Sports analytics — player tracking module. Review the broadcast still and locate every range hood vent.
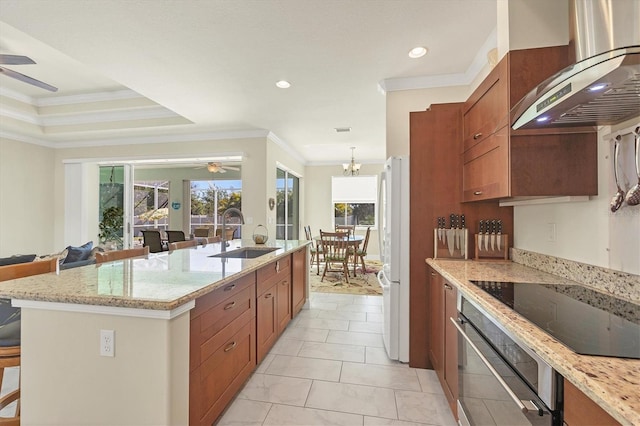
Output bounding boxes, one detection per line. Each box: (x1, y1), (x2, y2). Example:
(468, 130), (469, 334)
(512, 46), (640, 130)
(512, 0), (640, 130)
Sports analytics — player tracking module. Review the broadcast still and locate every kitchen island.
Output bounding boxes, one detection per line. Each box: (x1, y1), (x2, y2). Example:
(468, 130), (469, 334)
(0, 239), (310, 426)
(427, 258), (639, 426)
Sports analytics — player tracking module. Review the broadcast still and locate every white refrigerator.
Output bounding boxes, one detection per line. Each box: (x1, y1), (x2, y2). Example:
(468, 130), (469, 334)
(377, 156), (410, 362)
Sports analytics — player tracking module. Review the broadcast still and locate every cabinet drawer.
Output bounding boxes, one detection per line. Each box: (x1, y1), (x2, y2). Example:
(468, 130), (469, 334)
(463, 59), (508, 152)
(190, 318), (256, 426)
(462, 128), (510, 201)
(257, 256), (291, 296)
(191, 284), (256, 368)
(191, 272), (256, 319)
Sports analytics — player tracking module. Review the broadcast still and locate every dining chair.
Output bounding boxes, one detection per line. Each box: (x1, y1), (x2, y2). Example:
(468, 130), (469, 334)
(354, 226), (371, 275)
(193, 228), (211, 238)
(199, 236), (222, 246)
(168, 239), (198, 252)
(304, 225), (324, 275)
(319, 230), (350, 284)
(0, 257), (58, 426)
(166, 230), (186, 244)
(335, 225), (354, 239)
(141, 230), (165, 253)
(95, 246), (150, 264)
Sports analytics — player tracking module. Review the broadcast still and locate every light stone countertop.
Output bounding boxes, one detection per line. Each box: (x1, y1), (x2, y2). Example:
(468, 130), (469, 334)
(0, 240), (310, 311)
(426, 258), (639, 426)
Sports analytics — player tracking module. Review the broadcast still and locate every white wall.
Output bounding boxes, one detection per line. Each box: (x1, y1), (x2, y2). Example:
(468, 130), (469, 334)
(304, 163), (383, 257)
(0, 137), (56, 257)
(514, 118), (640, 275)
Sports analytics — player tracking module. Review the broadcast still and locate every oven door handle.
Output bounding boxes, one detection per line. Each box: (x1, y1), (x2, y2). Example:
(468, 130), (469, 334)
(451, 317), (539, 414)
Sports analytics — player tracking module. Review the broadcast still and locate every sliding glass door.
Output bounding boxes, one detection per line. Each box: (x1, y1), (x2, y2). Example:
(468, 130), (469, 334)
(276, 168), (299, 240)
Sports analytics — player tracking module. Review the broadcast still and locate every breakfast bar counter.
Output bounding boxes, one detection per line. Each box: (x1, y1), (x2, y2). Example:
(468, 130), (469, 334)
(0, 239), (310, 426)
(427, 258), (639, 426)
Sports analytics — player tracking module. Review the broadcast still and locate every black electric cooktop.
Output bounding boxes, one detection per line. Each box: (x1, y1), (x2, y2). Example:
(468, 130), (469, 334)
(470, 280), (640, 359)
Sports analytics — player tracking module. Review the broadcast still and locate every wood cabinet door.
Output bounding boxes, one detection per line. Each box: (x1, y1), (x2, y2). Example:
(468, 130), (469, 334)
(443, 281), (458, 417)
(277, 275), (292, 334)
(292, 247), (307, 315)
(257, 283), (278, 363)
(564, 379), (620, 426)
(428, 267), (444, 375)
(462, 126), (510, 201)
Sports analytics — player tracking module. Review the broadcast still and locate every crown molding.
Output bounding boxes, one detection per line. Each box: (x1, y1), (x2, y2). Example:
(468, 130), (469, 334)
(0, 87), (144, 107)
(40, 105), (184, 127)
(379, 27), (497, 93)
(0, 130), (55, 148)
(267, 131), (306, 165)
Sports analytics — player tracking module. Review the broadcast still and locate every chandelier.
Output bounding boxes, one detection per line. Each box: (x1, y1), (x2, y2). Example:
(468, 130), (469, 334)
(343, 147), (361, 176)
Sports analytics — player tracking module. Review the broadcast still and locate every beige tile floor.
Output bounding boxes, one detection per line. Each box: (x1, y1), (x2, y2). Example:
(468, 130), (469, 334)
(217, 292), (457, 426)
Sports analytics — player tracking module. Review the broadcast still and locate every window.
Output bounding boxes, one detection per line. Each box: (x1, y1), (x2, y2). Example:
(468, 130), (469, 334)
(331, 175), (377, 227)
(190, 179), (242, 237)
(133, 181), (169, 241)
(276, 168), (300, 240)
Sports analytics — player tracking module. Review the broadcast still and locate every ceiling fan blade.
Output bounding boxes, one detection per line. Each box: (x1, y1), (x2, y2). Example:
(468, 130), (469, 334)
(0, 54), (36, 65)
(0, 66), (58, 92)
(223, 166), (240, 171)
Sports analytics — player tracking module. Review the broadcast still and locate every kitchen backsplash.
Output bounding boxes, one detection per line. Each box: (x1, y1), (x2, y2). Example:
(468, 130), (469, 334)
(510, 248), (640, 303)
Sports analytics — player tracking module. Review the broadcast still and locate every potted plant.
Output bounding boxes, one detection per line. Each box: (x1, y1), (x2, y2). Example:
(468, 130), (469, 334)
(98, 206), (124, 249)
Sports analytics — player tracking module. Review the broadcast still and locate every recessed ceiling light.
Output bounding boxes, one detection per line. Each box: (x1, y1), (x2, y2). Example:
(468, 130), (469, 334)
(408, 46), (428, 59)
(276, 80), (291, 89)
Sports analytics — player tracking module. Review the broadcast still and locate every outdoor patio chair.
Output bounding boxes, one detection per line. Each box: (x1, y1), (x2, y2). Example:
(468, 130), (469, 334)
(141, 230), (166, 253)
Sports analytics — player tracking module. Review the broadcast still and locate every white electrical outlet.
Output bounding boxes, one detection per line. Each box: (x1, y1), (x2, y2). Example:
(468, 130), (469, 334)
(100, 329), (115, 357)
(546, 223), (557, 242)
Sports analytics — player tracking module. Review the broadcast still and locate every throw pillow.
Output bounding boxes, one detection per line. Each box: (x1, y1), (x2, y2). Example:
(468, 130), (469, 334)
(62, 241), (94, 264)
(0, 254), (37, 266)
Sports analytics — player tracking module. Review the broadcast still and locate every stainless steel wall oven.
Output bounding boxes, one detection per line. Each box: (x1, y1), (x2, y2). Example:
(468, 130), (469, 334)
(453, 294), (563, 426)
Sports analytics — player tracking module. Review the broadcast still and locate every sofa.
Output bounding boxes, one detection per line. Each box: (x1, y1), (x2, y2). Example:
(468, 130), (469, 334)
(0, 241), (103, 271)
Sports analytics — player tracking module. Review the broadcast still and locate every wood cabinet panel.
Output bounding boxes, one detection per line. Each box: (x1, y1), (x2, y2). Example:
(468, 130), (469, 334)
(191, 272), (255, 319)
(190, 318), (255, 426)
(462, 127), (510, 202)
(257, 283), (278, 362)
(292, 247), (307, 315)
(564, 379), (620, 426)
(257, 256), (291, 296)
(443, 281), (458, 416)
(462, 45), (596, 202)
(277, 275), (292, 333)
(409, 104), (513, 368)
(428, 266), (443, 374)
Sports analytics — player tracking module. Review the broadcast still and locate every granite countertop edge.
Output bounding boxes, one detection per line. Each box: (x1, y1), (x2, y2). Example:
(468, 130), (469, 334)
(426, 258), (639, 426)
(0, 240), (311, 312)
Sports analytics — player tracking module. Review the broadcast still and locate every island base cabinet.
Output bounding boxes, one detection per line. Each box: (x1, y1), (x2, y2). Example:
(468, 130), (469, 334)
(277, 277), (292, 334)
(292, 247), (307, 315)
(257, 283), (278, 362)
(190, 318), (256, 426)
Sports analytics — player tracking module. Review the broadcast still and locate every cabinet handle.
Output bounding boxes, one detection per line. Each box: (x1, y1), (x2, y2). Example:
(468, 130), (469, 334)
(473, 132), (482, 140)
(430, 272), (436, 276)
(444, 283), (453, 290)
(223, 341), (237, 352)
(265, 293), (273, 299)
(224, 284), (236, 292)
(281, 280), (288, 286)
(276, 261), (280, 273)
(474, 191), (483, 195)
(224, 301), (236, 310)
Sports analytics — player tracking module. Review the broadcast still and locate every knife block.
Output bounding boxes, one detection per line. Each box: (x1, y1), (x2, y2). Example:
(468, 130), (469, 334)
(474, 234), (509, 261)
(433, 228), (468, 259)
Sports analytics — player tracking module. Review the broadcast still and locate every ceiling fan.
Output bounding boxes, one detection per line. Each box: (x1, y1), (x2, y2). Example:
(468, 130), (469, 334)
(197, 162), (240, 174)
(0, 54), (58, 92)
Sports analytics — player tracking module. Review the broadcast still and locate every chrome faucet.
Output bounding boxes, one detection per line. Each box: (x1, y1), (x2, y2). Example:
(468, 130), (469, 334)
(220, 207), (245, 251)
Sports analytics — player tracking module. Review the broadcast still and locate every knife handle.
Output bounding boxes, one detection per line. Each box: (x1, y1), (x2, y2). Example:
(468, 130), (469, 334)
(460, 215), (466, 229)
(479, 220), (484, 234)
(497, 219), (502, 234)
(450, 214), (455, 229)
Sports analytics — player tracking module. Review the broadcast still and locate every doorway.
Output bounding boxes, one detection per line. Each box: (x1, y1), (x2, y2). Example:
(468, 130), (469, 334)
(276, 168), (299, 240)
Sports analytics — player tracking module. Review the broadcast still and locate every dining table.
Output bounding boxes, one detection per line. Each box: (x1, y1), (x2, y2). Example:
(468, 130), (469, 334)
(313, 234), (364, 277)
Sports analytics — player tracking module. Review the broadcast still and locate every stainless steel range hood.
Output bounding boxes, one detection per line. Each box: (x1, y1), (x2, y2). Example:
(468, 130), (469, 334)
(512, 0), (640, 130)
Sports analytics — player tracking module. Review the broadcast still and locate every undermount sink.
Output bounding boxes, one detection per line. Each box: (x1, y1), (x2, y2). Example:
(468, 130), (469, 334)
(210, 247), (279, 259)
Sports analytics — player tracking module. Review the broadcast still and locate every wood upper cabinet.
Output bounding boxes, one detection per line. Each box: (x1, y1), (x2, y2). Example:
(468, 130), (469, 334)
(564, 379), (620, 426)
(292, 247), (307, 316)
(462, 45), (598, 202)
